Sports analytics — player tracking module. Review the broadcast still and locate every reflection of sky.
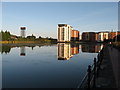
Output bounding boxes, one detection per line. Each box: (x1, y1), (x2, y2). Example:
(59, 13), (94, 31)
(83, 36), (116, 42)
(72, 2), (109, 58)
(2, 45), (97, 88)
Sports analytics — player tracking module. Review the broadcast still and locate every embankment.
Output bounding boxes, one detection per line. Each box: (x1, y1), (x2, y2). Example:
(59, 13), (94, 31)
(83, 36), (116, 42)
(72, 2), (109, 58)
(0, 40), (57, 44)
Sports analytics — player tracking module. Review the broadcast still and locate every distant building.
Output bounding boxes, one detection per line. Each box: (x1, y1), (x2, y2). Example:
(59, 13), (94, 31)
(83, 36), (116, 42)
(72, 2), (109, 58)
(58, 24), (73, 42)
(109, 31), (120, 40)
(20, 27), (26, 38)
(95, 33), (99, 41)
(10, 35), (18, 40)
(79, 34), (82, 41)
(82, 32), (96, 42)
(81, 31), (120, 42)
(98, 32), (109, 42)
(71, 30), (79, 41)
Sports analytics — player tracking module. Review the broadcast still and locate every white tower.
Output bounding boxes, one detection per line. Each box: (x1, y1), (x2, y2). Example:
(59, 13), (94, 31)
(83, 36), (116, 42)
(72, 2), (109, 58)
(20, 27), (26, 38)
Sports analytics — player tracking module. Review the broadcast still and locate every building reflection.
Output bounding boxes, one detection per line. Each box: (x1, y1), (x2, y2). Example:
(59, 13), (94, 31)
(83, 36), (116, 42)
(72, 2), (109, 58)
(81, 44), (103, 53)
(71, 44), (79, 55)
(57, 43), (79, 60)
(20, 46), (26, 56)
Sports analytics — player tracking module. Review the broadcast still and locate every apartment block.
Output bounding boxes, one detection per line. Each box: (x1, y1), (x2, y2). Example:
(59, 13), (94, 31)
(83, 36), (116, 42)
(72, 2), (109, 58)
(98, 32), (109, 42)
(58, 24), (73, 42)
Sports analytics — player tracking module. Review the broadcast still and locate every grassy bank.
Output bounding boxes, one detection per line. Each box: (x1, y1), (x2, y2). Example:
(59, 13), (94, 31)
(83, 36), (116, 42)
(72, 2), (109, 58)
(0, 40), (57, 44)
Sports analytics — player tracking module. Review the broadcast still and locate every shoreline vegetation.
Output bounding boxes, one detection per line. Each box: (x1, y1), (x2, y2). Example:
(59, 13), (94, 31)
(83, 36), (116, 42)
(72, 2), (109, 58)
(0, 30), (57, 44)
(0, 40), (57, 44)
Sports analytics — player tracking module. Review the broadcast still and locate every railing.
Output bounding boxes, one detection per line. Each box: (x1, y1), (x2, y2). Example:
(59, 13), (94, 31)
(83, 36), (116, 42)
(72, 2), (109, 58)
(77, 47), (104, 89)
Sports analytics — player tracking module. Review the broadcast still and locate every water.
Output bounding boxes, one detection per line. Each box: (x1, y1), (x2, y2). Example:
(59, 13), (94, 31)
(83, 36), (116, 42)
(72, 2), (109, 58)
(2, 43), (103, 88)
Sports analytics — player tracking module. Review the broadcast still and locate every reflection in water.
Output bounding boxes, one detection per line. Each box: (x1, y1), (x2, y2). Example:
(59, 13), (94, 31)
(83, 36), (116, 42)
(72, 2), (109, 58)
(57, 43), (79, 60)
(0, 46), (11, 54)
(81, 44), (104, 53)
(20, 47), (26, 56)
(71, 44), (79, 55)
(0, 45), (38, 55)
(1, 44), (103, 58)
(2, 43), (105, 88)
(57, 43), (104, 60)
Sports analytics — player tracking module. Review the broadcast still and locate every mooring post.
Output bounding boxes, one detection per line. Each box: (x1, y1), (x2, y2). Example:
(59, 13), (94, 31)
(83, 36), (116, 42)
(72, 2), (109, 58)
(98, 53), (100, 62)
(87, 65), (91, 89)
(94, 58), (97, 73)
(93, 58), (96, 88)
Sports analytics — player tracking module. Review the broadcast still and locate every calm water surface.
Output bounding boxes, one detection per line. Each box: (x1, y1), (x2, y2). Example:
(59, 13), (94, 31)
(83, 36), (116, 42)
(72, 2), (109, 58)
(2, 43), (103, 88)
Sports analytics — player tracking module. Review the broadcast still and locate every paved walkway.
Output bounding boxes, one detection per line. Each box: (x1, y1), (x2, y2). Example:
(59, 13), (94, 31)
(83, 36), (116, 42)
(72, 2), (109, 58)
(95, 45), (119, 88)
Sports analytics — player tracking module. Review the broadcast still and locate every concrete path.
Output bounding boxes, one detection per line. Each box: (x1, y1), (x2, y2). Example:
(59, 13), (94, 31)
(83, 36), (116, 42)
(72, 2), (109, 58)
(95, 45), (119, 88)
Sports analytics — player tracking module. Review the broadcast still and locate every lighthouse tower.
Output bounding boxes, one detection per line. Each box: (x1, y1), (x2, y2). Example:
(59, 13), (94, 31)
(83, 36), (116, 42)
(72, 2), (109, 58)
(20, 27), (26, 38)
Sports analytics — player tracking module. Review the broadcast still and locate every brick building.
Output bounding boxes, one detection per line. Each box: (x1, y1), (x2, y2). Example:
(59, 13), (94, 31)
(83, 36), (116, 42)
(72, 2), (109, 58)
(71, 30), (79, 41)
(82, 32), (96, 42)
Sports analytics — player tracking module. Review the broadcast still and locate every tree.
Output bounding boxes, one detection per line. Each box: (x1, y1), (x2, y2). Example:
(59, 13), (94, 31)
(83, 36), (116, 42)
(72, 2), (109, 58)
(39, 36), (42, 39)
(0, 30), (11, 41)
(27, 34), (36, 40)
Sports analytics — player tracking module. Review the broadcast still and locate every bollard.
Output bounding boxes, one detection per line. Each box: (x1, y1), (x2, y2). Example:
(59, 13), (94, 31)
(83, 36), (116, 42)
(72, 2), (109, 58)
(87, 65), (91, 89)
(97, 53), (100, 62)
(94, 58), (97, 73)
(97, 54), (100, 76)
(93, 58), (96, 88)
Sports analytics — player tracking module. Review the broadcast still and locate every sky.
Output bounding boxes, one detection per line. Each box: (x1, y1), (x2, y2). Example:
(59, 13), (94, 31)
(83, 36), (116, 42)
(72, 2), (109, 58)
(2, 2), (118, 38)
(1, 0), (120, 2)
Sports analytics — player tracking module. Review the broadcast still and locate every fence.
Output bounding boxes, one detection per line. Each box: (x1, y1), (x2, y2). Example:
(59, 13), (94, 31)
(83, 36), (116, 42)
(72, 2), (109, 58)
(77, 47), (104, 89)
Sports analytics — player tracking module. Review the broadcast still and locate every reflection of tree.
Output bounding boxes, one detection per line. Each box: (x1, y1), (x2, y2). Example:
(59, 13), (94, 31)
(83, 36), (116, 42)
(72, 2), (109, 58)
(0, 46), (11, 54)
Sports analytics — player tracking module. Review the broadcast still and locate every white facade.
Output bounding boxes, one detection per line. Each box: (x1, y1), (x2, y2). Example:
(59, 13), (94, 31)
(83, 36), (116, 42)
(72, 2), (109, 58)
(79, 35), (82, 40)
(58, 24), (73, 42)
(98, 32), (109, 42)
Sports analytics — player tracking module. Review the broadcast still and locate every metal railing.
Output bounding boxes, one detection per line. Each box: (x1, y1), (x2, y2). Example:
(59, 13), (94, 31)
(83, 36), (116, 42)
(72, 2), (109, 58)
(77, 48), (104, 89)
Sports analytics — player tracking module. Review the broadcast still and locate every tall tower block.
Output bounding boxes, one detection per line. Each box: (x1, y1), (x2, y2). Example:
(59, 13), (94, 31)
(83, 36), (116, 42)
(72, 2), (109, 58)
(20, 27), (26, 38)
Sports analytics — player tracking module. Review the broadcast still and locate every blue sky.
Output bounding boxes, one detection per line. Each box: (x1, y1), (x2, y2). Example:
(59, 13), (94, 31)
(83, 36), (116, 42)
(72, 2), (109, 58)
(2, 2), (118, 38)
